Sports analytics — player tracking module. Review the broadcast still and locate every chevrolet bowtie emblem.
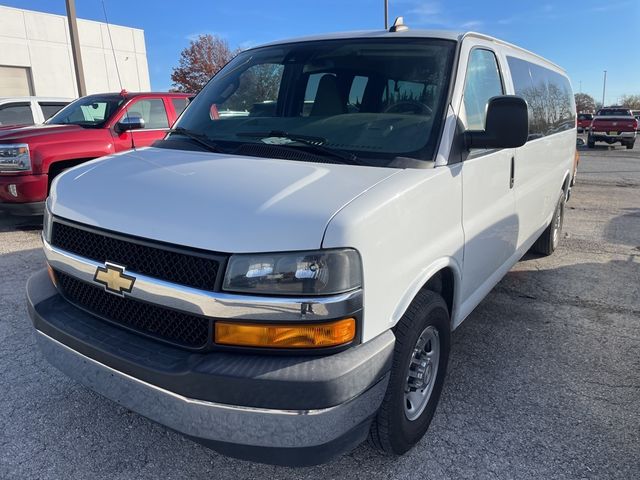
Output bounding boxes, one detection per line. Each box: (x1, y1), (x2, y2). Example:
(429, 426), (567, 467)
(94, 262), (136, 296)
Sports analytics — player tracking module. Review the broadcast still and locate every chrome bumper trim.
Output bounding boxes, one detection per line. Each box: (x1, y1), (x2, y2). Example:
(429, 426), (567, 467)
(35, 330), (387, 448)
(43, 239), (362, 321)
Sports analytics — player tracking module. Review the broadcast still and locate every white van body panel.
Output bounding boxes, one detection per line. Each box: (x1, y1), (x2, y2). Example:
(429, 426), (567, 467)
(50, 147), (399, 253)
(322, 165), (464, 341)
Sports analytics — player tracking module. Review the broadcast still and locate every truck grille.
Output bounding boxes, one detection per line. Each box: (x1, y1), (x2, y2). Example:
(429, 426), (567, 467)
(55, 270), (210, 348)
(50, 220), (224, 291)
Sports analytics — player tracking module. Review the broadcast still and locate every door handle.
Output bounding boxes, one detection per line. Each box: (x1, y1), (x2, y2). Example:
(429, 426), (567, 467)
(510, 156), (515, 189)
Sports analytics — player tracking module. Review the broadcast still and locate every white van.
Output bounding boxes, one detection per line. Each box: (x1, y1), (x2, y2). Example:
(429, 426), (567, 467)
(28, 21), (576, 466)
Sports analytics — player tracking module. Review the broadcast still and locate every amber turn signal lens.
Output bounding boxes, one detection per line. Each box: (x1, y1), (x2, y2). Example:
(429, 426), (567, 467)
(215, 318), (356, 348)
(47, 264), (57, 287)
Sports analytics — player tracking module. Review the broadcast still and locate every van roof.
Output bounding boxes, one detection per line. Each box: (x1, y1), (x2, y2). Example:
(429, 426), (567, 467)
(259, 29), (566, 74)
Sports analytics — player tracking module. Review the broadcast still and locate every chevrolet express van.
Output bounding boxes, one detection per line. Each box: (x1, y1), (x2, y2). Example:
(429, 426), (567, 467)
(27, 21), (576, 465)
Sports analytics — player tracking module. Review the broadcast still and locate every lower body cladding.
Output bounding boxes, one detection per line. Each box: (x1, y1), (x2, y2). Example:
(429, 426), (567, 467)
(26, 270), (394, 466)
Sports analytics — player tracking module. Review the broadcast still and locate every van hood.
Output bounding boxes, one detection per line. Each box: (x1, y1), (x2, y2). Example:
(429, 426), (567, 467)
(0, 123), (85, 141)
(50, 147), (399, 253)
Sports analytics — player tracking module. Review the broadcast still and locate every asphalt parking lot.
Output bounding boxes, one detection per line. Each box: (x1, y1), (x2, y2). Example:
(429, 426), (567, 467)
(1, 142), (639, 479)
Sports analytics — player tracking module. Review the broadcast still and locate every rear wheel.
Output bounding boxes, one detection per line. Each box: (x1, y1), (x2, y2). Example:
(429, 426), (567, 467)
(369, 290), (450, 455)
(532, 192), (565, 256)
(587, 136), (595, 148)
(626, 141), (635, 150)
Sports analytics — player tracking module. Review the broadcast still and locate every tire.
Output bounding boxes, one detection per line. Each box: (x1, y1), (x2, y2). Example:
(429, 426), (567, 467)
(626, 141), (634, 150)
(587, 136), (595, 148)
(368, 290), (450, 455)
(570, 168), (577, 187)
(532, 192), (565, 256)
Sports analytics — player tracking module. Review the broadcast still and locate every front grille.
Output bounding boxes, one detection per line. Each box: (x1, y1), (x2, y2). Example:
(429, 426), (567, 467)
(51, 220), (223, 291)
(55, 270), (210, 348)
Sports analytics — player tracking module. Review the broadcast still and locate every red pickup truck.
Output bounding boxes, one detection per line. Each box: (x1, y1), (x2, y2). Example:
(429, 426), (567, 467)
(577, 113), (593, 132)
(0, 91), (190, 215)
(587, 107), (637, 149)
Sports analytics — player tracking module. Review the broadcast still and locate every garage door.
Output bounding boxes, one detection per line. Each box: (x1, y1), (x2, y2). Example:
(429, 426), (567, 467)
(0, 66), (34, 96)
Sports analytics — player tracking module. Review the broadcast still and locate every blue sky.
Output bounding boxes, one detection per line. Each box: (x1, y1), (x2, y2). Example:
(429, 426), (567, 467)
(3, 0), (639, 103)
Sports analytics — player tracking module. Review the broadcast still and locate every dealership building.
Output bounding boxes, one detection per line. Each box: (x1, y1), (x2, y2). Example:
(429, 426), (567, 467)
(0, 5), (151, 98)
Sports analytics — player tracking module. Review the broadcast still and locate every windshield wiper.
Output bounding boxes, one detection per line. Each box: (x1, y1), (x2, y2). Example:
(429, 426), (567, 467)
(236, 130), (361, 165)
(168, 127), (225, 153)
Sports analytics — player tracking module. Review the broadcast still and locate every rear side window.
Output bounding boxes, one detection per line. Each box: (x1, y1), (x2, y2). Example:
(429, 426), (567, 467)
(171, 98), (188, 118)
(0, 103), (34, 126)
(124, 99), (169, 129)
(463, 49), (504, 130)
(39, 102), (68, 120)
(507, 56), (576, 139)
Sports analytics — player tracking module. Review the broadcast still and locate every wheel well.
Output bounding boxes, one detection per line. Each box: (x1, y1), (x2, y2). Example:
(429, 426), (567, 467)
(422, 267), (455, 316)
(562, 173), (571, 196)
(47, 158), (92, 191)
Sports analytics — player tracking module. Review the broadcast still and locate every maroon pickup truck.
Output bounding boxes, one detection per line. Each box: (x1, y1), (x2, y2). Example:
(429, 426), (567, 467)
(0, 91), (190, 215)
(577, 113), (593, 132)
(587, 107), (637, 149)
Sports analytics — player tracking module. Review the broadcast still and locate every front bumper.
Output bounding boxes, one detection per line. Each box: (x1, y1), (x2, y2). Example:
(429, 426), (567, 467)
(0, 174), (48, 213)
(27, 269), (394, 465)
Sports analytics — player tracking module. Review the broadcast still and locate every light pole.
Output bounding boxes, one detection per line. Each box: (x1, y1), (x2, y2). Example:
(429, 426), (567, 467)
(65, 0), (86, 97)
(601, 70), (607, 107)
(384, 0), (389, 29)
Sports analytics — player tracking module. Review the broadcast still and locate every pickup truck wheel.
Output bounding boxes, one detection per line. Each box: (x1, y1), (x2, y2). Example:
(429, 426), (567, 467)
(626, 141), (635, 150)
(532, 192), (565, 256)
(587, 136), (595, 148)
(368, 290), (450, 455)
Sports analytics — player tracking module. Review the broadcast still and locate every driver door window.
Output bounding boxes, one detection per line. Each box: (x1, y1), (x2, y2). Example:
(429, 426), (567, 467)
(123, 99), (169, 129)
(463, 49), (504, 130)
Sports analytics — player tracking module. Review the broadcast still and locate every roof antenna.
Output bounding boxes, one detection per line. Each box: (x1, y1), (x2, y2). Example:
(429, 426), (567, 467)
(389, 16), (409, 32)
(101, 0), (135, 150)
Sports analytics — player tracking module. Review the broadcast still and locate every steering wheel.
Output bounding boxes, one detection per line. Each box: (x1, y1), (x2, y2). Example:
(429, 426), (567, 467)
(383, 101), (432, 115)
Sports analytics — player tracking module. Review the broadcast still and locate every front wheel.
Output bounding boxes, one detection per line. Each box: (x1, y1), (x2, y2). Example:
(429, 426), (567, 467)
(368, 290), (450, 454)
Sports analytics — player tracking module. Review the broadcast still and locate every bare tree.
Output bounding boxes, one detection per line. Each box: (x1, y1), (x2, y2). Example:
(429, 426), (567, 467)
(574, 93), (596, 113)
(171, 34), (239, 93)
(619, 94), (640, 110)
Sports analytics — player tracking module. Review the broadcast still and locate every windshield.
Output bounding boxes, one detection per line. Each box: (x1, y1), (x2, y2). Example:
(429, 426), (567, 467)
(48, 95), (125, 127)
(171, 38), (456, 167)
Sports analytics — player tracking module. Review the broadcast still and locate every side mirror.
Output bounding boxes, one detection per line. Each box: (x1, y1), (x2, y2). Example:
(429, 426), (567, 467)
(116, 115), (145, 133)
(465, 95), (529, 149)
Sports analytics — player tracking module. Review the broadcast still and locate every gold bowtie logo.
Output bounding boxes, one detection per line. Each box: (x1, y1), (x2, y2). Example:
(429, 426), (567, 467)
(94, 263), (136, 296)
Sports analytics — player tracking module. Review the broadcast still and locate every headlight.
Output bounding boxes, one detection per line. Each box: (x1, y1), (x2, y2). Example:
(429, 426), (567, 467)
(0, 144), (31, 172)
(223, 249), (362, 296)
(42, 200), (53, 243)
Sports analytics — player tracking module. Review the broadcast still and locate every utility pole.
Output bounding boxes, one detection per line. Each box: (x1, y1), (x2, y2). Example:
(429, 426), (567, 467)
(384, 0), (389, 29)
(601, 70), (607, 108)
(65, 0), (86, 97)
